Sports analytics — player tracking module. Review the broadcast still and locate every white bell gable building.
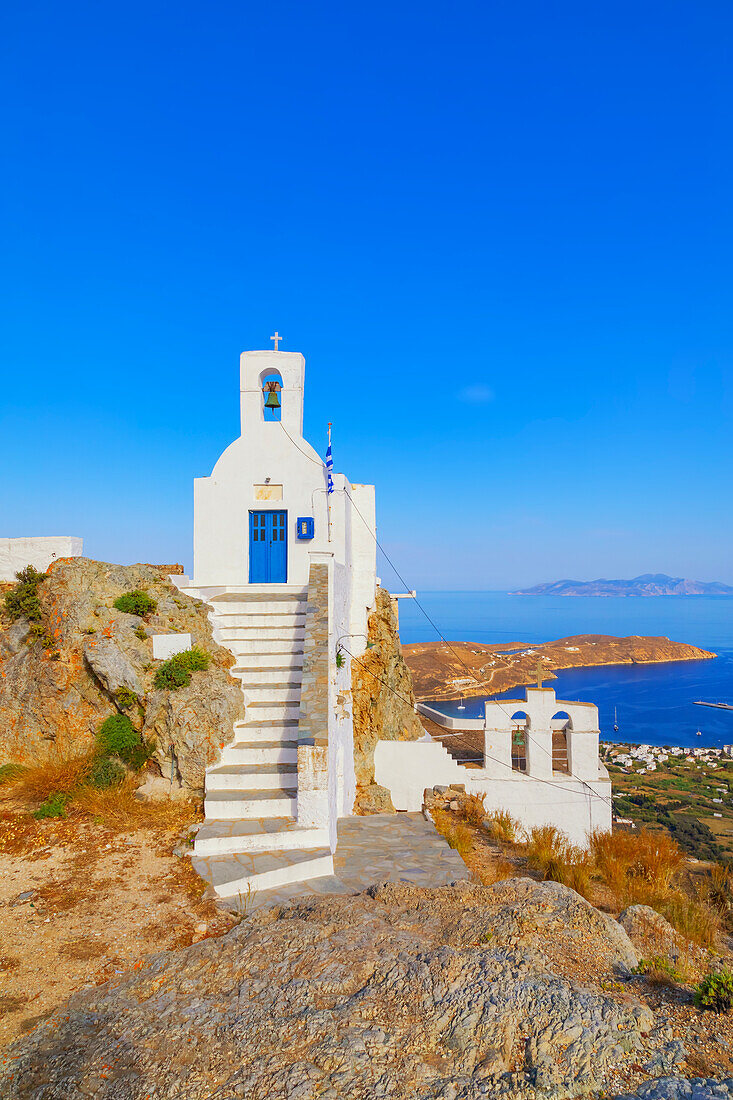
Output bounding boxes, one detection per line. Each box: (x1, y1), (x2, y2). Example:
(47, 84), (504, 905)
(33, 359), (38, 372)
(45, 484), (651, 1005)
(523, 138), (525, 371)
(177, 343), (377, 900)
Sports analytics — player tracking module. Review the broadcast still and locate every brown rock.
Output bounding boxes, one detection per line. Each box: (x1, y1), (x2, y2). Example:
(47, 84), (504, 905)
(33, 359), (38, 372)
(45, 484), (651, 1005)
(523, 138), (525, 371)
(0, 558), (243, 793)
(351, 587), (424, 814)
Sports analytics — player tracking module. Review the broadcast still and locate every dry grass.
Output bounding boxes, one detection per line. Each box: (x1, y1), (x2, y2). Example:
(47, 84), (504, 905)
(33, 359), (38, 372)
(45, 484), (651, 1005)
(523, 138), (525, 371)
(590, 827), (683, 904)
(72, 779), (196, 831)
(7, 753), (95, 804)
(657, 889), (721, 950)
(459, 793), (487, 828)
(482, 809), (520, 844)
(523, 825), (593, 899)
(432, 809), (516, 886)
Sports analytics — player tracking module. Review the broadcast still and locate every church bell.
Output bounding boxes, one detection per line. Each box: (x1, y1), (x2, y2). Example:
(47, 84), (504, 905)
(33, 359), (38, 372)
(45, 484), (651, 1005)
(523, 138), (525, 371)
(264, 380), (281, 410)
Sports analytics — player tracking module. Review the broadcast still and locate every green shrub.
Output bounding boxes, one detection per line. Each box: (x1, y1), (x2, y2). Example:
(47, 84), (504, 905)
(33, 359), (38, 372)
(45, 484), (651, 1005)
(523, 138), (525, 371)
(89, 756), (126, 790)
(113, 590), (157, 617)
(153, 646), (210, 691)
(694, 967), (733, 1012)
(97, 713), (139, 758)
(96, 714), (154, 770)
(134, 624), (148, 641)
(4, 565), (47, 623)
(33, 792), (71, 819)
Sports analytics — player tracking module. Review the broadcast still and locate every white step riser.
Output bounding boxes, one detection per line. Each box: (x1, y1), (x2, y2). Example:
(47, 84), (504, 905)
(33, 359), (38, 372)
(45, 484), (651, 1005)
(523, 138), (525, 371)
(243, 688), (300, 705)
(223, 742), (297, 763)
(227, 641), (305, 656)
(204, 795), (296, 820)
(220, 629), (306, 644)
(235, 671), (303, 687)
(205, 770), (296, 791)
(194, 827), (328, 857)
(209, 746), (297, 768)
(233, 654), (304, 670)
(232, 723), (297, 739)
(247, 705), (300, 722)
(214, 614), (306, 629)
(212, 854), (334, 899)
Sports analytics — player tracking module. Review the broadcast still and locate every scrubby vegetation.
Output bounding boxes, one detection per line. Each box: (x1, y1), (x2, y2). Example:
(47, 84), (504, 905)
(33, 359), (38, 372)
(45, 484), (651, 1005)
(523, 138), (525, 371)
(34, 792), (72, 819)
(153, 646), (210, 690)
(97, 713), (154, 770)
(695, 966), (733, 1012)
(4, 565), (47, 623)
(113, 590), (157, 617)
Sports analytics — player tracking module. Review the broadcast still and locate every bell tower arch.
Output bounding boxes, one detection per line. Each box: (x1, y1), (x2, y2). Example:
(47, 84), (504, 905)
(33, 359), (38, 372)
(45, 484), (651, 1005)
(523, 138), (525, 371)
(240, 349), (305, 437)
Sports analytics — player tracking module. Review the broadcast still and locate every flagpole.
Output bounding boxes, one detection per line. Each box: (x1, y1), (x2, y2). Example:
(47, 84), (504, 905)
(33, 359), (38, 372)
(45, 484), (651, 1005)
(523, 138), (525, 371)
(327, 422), (332, 543)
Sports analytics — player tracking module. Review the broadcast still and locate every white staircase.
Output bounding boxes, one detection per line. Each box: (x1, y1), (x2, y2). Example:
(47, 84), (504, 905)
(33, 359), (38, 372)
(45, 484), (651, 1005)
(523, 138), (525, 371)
(190, 586), (333, 901)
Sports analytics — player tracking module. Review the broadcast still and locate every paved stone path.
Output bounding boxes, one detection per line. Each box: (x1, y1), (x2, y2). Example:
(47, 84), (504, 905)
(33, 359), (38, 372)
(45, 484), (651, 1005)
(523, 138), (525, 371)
(226, 812), (470, 912)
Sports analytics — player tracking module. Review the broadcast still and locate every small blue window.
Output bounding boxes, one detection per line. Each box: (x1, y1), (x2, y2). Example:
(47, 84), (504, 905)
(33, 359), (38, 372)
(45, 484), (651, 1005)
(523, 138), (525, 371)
(296, 517), (314, 540)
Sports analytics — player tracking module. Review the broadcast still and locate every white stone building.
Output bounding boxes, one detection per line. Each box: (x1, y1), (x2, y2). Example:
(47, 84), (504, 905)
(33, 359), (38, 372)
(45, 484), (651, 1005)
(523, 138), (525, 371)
(0, 537), (83, 582)
(375, 684), (612, 847)
(176, 343), (378, 899)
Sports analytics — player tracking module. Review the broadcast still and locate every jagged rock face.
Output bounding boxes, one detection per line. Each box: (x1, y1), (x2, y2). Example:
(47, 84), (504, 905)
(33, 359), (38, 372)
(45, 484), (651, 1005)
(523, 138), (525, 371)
(0, 878), (690, 1100)
(351, 587), (424, 814)
(0, 558), (243, 793)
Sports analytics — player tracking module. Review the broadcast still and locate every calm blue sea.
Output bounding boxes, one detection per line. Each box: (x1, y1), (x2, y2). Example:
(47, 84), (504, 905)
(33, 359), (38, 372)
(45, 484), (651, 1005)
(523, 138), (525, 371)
(398, 592), (733, 749)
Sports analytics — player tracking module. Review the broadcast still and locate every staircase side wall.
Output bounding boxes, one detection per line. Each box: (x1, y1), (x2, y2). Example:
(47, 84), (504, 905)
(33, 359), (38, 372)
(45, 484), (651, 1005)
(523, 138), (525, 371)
(296, 562), (331, 831)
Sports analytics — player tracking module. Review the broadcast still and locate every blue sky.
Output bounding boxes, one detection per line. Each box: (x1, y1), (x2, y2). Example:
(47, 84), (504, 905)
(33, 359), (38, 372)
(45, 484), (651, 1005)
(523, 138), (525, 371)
(2, 1), (732, 590)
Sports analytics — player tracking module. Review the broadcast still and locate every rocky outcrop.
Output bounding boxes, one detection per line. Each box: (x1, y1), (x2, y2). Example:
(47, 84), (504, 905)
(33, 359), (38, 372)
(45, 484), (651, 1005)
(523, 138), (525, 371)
(619, 904), (709, 979)
(351, 587), (424, 813)
(0, 558), (243, 793)
(0, 878), (692, 1099)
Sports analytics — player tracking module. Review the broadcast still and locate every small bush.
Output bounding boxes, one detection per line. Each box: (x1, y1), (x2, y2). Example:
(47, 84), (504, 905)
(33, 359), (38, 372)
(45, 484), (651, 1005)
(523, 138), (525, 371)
(633, 956), (685, 987)
(134, 624), (148, 641)
(590, 827), (684, 905)
(33, 792), (71, 819)
(113, 590), (157, 617)
(15, 754), (93, 803)
(695, 967), (733, 1012)
(153, 646), (210, 691)
(4, 565), (47, 623)
(89, 756), (126, 790)
(525, 825), (593, 898)
(97, 714), (139, 759)
(115, 687), (138, 710)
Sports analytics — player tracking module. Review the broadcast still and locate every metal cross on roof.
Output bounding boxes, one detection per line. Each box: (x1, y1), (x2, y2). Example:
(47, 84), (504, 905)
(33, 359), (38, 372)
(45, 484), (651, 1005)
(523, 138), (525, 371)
(535, 659), (547, 688)
(270, 331), (282, 351)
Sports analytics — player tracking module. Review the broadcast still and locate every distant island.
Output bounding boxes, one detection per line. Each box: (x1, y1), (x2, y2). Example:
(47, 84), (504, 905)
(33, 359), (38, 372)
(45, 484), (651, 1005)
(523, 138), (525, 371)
(511, 573), (733, 597)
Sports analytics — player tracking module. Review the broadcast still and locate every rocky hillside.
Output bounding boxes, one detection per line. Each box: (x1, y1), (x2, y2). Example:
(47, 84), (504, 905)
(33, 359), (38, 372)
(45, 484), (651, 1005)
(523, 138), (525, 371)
(0, 558), (243, 794)
(1, 876), (724, 1099)
(351, 586), (424, 813)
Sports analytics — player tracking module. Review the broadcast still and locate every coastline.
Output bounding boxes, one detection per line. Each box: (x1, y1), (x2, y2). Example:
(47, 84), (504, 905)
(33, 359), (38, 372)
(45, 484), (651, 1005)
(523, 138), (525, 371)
(403, 633), (716, 703)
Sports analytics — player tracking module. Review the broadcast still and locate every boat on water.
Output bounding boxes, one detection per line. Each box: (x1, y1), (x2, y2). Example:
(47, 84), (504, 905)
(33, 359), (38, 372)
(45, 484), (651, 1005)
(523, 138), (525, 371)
(613, 706), (619, 733)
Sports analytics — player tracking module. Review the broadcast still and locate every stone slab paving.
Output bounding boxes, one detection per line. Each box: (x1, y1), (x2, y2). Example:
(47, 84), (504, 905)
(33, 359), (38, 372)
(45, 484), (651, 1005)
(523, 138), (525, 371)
(229, 811), (471, 912)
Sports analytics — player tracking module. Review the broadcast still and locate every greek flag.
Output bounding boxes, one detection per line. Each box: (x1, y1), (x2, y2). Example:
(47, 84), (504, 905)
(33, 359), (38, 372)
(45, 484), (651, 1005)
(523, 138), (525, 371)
(325, 440), (334, 494)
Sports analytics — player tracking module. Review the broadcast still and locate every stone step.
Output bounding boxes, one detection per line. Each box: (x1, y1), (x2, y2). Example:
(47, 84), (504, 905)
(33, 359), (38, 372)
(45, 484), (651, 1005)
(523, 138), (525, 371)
(234, 669), (303, 687)
(246, 703), (300, 723)
(214, 603), (307, 618)
(221, 740), (297, 763)
(194, 820), (328, 857)
(233, 653), (304, 670)
(205, 763), (297, 791)
(203, 789), (297, 820)
(208, 586), (308, 603)
(208, 743), (298, 769)
(243, 686), (300, 705)
(214, 613), (307, 629)
(192, 847), (334, 899)
(232, 719), (298, 736)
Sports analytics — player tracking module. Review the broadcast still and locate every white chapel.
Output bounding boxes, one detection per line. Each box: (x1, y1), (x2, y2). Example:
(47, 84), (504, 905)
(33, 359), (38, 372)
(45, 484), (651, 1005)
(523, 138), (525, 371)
(177, 341), (378, 900)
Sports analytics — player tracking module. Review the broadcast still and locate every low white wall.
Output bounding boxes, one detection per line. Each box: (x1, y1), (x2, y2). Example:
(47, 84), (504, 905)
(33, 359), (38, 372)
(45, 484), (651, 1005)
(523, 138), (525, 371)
(0, 537), (83, 582)
(375, 737), (612, 848)
(417, 703), (485, 730)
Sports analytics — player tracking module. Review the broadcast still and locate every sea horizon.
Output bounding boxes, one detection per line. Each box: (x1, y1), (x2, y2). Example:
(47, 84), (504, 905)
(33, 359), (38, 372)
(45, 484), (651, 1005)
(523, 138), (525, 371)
(398, 590), (733, 750)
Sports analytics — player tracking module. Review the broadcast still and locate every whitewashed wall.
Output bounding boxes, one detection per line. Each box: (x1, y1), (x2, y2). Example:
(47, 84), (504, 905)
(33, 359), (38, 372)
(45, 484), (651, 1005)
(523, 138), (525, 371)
(0, 537), (83, 582)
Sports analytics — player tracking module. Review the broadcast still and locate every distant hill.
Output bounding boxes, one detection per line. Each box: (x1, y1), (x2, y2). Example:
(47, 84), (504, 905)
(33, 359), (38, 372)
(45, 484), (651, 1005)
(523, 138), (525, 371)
(512, 573), (733, 597)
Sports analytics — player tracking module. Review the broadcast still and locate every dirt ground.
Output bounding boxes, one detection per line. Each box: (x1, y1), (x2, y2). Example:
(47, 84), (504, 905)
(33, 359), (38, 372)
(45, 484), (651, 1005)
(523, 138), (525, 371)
(0, 805), (236, 1049)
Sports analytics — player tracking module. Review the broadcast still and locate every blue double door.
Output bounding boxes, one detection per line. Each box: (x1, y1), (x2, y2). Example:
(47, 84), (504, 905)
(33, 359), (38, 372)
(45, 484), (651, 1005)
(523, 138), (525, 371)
(249, 510), (287, 583)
